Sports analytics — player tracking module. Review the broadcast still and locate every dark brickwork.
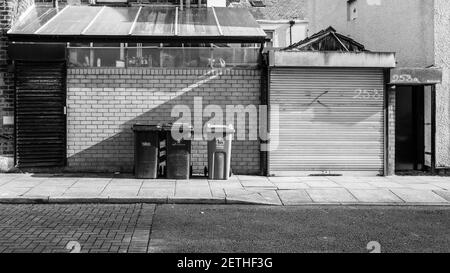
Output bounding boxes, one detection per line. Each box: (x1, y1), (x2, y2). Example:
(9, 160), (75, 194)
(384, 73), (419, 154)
(0, 0), (34, 157)
(0, 203), (155, 253)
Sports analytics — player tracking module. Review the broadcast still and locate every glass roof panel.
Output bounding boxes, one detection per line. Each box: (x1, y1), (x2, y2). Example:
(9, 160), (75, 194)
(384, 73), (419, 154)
(178, 8), (219, 36)
(37, 6), (103, 35)
(9, 6), (58, 34)
(8, 5), (266, 42)
(84, 6), (140, 36)
(214, 7), (266, 37)
(132, 6), (175, 36)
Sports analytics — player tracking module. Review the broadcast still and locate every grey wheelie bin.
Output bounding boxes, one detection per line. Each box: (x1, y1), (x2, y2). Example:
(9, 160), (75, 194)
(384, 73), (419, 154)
(163, 123), (193, 180)
(206, 124), (235, 180)
(132, 124), (162, 179)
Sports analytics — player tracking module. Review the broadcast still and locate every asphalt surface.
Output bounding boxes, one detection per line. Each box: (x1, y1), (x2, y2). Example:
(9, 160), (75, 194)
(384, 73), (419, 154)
(0, 204), (449, 253)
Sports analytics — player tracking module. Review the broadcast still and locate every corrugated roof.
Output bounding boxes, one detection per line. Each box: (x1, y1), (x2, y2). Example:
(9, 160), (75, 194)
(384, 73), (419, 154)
(228, 0), (306, 21)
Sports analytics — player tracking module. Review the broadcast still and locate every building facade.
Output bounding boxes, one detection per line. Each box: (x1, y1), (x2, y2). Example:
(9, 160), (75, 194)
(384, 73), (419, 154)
(228, 0), (308, 48)
(306, 0), (450, 172)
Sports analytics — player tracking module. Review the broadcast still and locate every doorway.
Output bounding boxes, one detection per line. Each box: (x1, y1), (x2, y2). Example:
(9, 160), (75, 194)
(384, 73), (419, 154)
(395, 86), (426, 171)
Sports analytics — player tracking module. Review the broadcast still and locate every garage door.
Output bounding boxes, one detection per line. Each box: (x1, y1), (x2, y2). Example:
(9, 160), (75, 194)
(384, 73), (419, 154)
(269, 68), (385, 176)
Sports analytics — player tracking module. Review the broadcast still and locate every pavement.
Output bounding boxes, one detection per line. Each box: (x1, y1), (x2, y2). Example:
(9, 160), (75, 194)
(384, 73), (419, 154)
(0, 173), (449, 206)
(0, 204), (449, 253)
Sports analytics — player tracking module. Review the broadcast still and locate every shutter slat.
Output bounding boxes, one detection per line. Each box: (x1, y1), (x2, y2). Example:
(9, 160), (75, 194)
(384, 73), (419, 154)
(15, 61), (66, 168)
(269, 68), (385, 176)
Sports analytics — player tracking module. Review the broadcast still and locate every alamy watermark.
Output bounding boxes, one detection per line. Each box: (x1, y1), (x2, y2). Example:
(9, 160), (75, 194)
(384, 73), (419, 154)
(169, 97), (279, 152)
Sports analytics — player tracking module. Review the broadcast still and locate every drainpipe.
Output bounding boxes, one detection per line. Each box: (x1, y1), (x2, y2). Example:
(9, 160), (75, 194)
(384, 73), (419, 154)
(289, 20), (295, 46)
(53, 0), (58, 9)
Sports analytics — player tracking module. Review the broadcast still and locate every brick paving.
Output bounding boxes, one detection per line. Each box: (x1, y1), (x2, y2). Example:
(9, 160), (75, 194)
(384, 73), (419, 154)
(0, 204), (155, 253)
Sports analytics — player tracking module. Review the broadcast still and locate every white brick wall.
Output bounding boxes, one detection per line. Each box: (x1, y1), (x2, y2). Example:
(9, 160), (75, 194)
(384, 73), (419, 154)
(66, 68), (261, 175)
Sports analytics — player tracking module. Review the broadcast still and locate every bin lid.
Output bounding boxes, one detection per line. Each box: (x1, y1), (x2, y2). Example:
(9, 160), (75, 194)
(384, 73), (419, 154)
(206, 124), (235, 134)
(132, 124), (162, 131)
(162, 123), (194, 132)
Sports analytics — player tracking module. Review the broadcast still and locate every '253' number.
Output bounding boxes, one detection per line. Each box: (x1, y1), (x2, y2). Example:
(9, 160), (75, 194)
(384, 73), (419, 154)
(353, 89), (382, 100)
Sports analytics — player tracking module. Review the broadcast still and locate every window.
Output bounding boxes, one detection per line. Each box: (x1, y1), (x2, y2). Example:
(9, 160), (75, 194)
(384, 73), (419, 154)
(264, 30), (274, 48)
(249, 0), (265, 7)
(67, 43), (260, 68)
(347, 0), (358, 21)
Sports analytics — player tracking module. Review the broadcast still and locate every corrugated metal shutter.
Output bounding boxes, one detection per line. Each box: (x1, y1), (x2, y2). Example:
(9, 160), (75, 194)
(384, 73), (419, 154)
(15, 61), (66, 167)
(269, 68), (385, 176)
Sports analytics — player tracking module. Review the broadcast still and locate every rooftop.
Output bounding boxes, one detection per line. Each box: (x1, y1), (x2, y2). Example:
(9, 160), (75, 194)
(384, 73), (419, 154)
(285, 26), (366, 52)
(228, 0), (306, 21)
(8, 4), (267, 43)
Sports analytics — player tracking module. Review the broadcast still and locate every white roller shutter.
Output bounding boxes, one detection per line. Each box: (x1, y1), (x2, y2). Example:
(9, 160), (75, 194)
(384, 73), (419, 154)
(269, 68), (385, 176)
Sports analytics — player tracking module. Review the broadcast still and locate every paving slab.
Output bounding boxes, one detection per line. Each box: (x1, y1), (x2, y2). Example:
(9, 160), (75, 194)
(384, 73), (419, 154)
(390, 189), (448, 203)
(333, 182), (376, 189)
(23, 186), (68, 197)
(349, 189), (404, 203)
(403, 184), (444, 191)
(277, 190), (313, 205)
(305, 180), (341, 188)
(175, 185), (212, 198)
(208, 181), (243, 187)
(224, 188), (254, 197)
(237, 175), (270, 181)
(0, 188), (31, 197)
(108, 179), (144, 186)
(4, 180), (45, 187)
(138, 188), (174, 198)
(141, 181), (175, 188)
(226, 192), (276, 205)
(268, 177), (301, 183)
(240, 180), (277, 188)
(209, 187), (226, 198)
(256, 190), (283, 205)
(367, 181), (407, 189)
(306, 188), (358, 203)
(297, 177), (333, 182)
(431, 182), (450, 190)
(273, 182), (310, 190)
(63, 187), (105, 197)
(433, 190), (450, 202)
(101, 187), (140, 197)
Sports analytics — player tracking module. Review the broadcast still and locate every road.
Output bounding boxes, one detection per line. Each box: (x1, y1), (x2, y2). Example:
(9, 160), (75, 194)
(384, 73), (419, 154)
(0, 204), (448, 253)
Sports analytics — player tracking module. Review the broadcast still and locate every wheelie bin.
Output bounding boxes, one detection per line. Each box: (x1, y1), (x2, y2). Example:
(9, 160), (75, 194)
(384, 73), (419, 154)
(206, 124), (235, 180)
(132, 124), (162, 179)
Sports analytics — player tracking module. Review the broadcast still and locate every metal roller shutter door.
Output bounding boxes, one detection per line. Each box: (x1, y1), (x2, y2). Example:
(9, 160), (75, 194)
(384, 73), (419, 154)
(269, 68), (385, 176)
(15, 61), (67, 167)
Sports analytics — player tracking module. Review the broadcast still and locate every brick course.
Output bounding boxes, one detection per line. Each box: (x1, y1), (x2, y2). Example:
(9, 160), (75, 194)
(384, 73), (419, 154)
(0, 0), (34, 158)
(387, 86), (396, 176)
(66, 68), (262, 175)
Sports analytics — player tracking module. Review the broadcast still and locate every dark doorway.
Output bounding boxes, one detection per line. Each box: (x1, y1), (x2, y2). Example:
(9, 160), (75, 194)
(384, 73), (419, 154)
(14, 61), (67, 167)
(395, 86), (425, 171)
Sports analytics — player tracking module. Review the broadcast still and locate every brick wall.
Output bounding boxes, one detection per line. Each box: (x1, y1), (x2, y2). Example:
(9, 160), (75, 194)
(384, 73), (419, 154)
(386, 86), (396, 176)
(66, 68), (261, 175)
(0, 0), (34, 164)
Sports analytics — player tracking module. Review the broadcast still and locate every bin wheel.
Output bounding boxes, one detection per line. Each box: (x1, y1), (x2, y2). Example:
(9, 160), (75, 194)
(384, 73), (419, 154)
(204, 166), (208, 177)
